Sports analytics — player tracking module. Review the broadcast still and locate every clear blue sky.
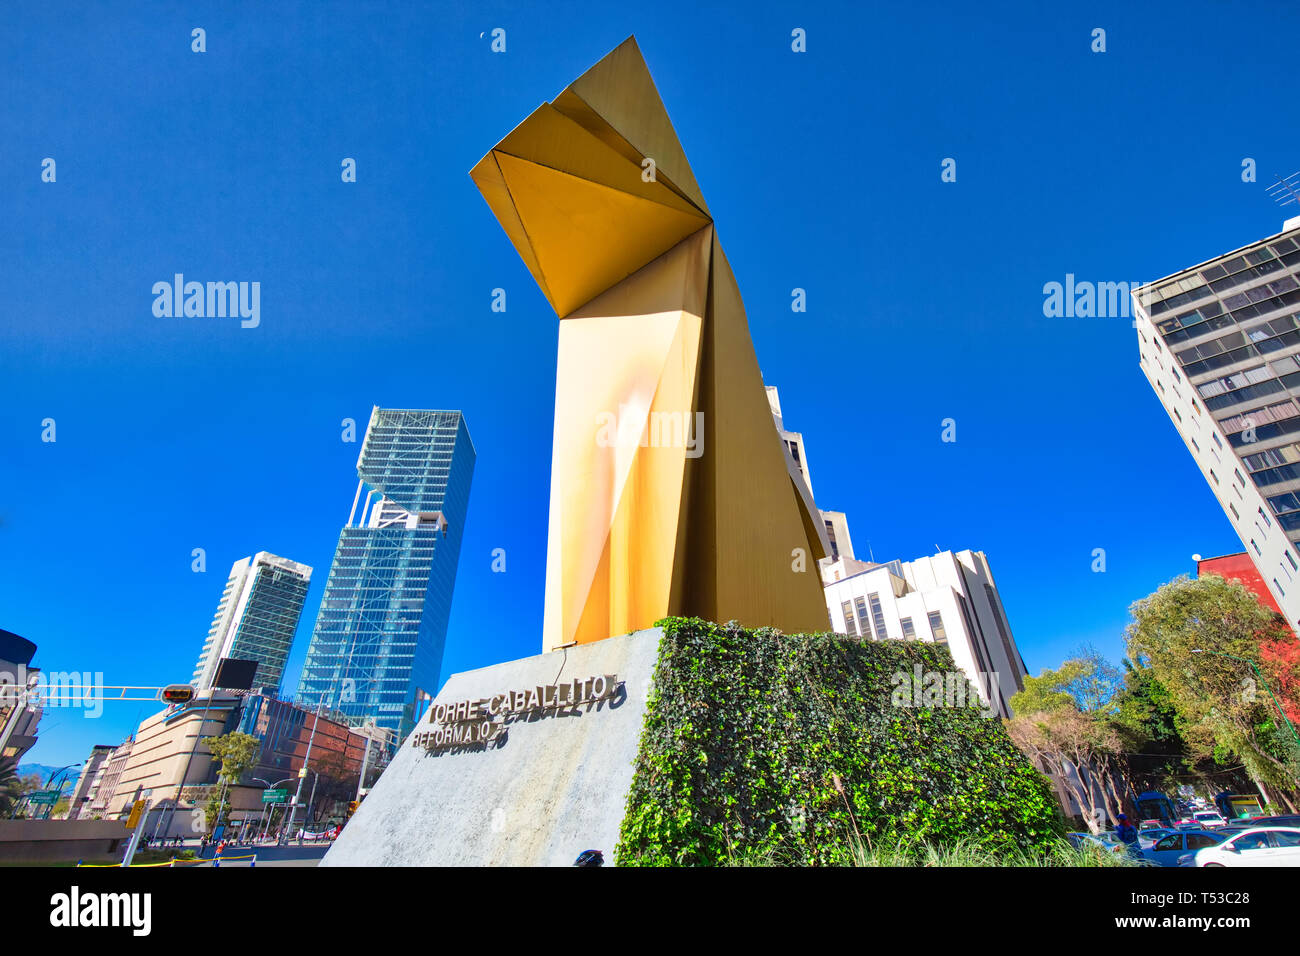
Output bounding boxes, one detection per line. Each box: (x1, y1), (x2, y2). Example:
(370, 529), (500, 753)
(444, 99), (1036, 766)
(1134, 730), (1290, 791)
(4, 0), (1299, 767)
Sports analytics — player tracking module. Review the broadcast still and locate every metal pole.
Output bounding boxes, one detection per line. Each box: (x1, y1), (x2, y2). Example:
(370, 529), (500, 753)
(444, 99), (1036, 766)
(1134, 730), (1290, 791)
(120, 792), (154, 867)
(42, 765), (76, 820)
(306, 771), (319, 836)
(285, 703), (322, 843)
(355, 733), (372, 802)
(165, 693), (219, 840)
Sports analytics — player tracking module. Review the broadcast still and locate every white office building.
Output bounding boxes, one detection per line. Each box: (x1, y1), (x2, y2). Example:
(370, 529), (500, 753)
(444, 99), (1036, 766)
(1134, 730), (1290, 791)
(824, 550), (1028, 717)
(1133, 218), (1300, 632)
(766, 386), (1029, 715)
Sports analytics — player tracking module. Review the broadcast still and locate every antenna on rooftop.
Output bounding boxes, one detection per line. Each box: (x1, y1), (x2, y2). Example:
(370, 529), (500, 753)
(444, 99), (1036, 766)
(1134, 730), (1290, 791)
(1266, 171), (1300, 209)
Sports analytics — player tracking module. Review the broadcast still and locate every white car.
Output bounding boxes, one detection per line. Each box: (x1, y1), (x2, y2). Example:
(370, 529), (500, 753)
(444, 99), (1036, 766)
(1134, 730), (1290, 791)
(1185, 827), (1300, 866)
(1191, 810), (1227, 829)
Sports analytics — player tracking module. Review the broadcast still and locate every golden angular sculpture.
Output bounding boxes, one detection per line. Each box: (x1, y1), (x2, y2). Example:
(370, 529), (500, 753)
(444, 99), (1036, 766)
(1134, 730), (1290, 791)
(471, 37), (830, 652)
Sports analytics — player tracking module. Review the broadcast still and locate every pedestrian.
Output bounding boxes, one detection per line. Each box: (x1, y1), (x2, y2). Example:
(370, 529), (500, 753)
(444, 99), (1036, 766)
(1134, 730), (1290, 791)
(1115, 813), (1139, 855)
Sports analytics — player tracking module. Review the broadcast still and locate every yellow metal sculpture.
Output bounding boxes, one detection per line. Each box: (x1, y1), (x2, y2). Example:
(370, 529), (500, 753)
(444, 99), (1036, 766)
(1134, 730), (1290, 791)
(472, 37), (830, 652)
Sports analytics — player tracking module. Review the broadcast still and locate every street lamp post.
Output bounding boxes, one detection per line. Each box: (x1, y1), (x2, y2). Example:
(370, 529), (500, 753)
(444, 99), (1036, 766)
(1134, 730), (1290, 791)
(283, 702), (325, 844)
(163, 691), (222, 842)
(41, 764), (78, 820)
(252, 776), (293, 843)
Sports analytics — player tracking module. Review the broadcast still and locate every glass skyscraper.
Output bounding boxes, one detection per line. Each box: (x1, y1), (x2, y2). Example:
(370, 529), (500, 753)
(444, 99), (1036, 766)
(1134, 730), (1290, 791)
(296, 407), (475, 738)
(192, 552), (313, 694)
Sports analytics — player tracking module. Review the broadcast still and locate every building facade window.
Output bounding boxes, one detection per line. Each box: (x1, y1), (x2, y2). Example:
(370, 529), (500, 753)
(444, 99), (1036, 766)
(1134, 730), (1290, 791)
(840, 600), (858, 637)
(868, 593), (888, 641)
(854, 597), (870, 639)
(927, 611), (947, 642)
(900, 617), (915, 639)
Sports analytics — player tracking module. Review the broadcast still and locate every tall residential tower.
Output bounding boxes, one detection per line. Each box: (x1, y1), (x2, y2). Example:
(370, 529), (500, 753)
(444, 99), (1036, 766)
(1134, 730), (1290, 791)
(1134, 219), (1300, 631)
(296, 407), (475, 738)
(192, 553), (312, 694)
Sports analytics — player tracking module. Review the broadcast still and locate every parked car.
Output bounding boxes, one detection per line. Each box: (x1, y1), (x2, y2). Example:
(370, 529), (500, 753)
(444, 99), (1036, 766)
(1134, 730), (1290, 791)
(1247, 813), (1300, 828)
(1137, 827), (1178, 850)
(1143, 829), (1226, 866)
(1067, 831), (1132, 857)
(1181, 826), (1300, 866)
(1191, 810), (1228, 829)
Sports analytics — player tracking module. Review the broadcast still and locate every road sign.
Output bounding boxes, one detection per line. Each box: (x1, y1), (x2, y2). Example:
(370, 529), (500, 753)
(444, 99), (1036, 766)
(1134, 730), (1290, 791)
(297, 767), (307, 779)
(29, 790), (60, 806)
(125, 799), (146, 829)
(262, 789), (287, 803)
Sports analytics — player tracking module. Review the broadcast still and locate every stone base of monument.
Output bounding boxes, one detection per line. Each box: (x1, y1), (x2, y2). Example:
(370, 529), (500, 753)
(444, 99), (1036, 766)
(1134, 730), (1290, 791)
(321, 627), (661, 867)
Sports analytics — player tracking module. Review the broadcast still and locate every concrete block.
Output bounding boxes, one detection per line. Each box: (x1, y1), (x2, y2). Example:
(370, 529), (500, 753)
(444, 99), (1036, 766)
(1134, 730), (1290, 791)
(322, 627), (661, 866)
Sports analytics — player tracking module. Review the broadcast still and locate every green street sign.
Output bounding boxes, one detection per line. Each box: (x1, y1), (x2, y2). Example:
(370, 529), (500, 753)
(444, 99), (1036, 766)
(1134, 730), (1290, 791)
(29, 790), (61, 805)
(262, 789), (288, 803)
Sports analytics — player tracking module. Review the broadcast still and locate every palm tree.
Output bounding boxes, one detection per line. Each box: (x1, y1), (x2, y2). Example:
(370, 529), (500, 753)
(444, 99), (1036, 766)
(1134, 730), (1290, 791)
(0, 758), (22, 817)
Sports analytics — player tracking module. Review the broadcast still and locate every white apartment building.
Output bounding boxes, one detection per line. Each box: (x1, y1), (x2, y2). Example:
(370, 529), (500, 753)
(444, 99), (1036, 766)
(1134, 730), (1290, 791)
(66, 744), (115, 820)
(1133, 218), (1300, 632)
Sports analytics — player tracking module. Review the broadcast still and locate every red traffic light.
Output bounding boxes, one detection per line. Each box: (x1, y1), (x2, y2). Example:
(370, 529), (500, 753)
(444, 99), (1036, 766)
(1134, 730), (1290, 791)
(161, 684), (196, 703)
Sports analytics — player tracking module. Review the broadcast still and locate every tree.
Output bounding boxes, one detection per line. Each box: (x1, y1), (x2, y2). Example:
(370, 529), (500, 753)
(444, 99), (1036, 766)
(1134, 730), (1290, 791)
(1007, 656), (1131, 831)
(310, 750), (360, 824)
(0, 759), (22, 816)
(1061, 645), (1124, 715)
(1005, 706), (1126, 833)
(1259, 631), (1300, 728)
(1126, 574), (1300, 810)
(203, 732), (262, 832)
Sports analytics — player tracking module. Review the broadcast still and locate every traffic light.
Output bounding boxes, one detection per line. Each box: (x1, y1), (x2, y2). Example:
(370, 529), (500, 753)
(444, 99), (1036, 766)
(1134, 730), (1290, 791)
(160, 684), (195, 704)
(347, 800), (359, 818)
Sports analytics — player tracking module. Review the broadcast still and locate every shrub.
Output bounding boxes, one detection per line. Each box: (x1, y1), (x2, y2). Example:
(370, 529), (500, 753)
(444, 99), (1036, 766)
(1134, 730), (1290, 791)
(616, 618), (1063, 865)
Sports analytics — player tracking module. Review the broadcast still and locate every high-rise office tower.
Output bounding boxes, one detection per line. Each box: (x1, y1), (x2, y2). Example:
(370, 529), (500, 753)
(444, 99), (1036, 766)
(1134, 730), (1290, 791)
(296, 407), (475, 737)
(1133, 219), (1300, 631)
(192, 553), (312, 693)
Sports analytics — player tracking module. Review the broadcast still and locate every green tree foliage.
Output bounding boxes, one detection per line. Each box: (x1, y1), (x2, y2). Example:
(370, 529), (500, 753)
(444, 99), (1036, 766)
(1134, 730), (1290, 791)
(0, 758), (22, 816)
(310, 750), (361, 823)
(202, 731), (262, 831)
(1006, 653), (1133, 831)
(1126, 574), (1300, 801)
(616, 618), (1062, 866)
(206, 732), (261, 784)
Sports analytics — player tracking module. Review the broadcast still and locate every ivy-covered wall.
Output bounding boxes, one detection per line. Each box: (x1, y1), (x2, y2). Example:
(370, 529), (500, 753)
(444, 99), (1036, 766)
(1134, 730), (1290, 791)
(616, 618), (1062, 865)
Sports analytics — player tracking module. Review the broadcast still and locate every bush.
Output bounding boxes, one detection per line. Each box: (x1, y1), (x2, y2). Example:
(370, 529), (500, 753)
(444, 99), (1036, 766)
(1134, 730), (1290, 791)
(616, 618), (1063, 865)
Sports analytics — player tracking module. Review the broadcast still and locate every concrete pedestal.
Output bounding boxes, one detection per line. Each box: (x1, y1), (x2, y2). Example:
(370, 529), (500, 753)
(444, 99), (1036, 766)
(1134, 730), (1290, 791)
(322, 627), (661, 866)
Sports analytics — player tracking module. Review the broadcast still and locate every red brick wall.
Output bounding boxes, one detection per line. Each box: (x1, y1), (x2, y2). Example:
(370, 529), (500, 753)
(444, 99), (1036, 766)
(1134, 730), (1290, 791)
(1197, 552), (1283, 614)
